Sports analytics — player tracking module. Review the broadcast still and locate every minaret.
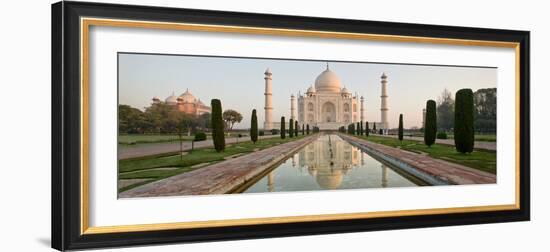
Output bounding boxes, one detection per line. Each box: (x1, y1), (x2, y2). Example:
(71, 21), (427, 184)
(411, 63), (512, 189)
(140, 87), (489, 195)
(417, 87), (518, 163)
(290, 94), (297, 120)
(360, 96), (365, 122)
(380, 73), (389, 133)
(264, 68), (273, 130)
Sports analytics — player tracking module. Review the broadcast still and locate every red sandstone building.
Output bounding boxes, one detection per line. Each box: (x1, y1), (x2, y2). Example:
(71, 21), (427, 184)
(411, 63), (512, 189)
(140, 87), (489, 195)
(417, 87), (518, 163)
(152, 89), (211, 116)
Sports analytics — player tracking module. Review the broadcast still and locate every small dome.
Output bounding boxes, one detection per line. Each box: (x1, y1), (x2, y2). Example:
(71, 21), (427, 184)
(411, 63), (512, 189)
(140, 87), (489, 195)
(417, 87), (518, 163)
(381, 72), (387, 79)
(314, 64), (341, 93)
(179, 89), (197, 103)
(152, 96), (160, 101)
(165, 93), (178, 104)
(341, 87), (350, 94)
(307, 85), (316, 93)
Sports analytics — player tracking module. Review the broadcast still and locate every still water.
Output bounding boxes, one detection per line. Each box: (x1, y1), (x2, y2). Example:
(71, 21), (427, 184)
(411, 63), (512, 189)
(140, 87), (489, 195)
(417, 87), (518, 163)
(242, 134), (421, 193)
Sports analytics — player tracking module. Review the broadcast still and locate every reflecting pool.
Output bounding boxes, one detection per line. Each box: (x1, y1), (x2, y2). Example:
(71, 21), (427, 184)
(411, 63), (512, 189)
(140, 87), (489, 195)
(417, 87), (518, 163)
(242, 134), (422, 193)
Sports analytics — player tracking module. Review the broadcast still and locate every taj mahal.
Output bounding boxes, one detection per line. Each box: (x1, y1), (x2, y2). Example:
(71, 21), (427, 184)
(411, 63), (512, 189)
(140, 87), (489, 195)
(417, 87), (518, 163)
(263, 64), (390, 133)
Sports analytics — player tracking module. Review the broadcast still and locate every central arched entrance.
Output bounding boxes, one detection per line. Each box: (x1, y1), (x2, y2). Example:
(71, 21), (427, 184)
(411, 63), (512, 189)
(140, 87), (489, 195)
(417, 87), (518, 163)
(321, 102), (336, 123)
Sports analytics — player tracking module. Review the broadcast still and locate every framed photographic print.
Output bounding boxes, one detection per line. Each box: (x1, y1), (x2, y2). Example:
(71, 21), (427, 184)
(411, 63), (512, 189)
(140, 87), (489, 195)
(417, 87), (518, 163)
(51, 1), (530, 250)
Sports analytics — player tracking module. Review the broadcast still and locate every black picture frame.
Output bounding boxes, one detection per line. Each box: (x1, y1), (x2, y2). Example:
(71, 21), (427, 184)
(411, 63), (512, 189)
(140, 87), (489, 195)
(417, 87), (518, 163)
(52, 1), (530, 251)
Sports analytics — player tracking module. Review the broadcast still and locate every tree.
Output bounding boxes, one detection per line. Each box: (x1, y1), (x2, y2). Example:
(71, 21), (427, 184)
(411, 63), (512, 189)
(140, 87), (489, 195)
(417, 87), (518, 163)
(280, 116), (286, 139)
(289, 118), (294, 138)
(119, 104), (147, 134)
(295, 120), (299, 137)
(302, 124), (305, 135)
(250, 109), (258, 144)
(474, 88), (497, 133)
(360, 121), (364, 135)
(197, 112), (211, 131)
(306, 124), (310, 134)
(437, 89), (455, 132)
(211, 99), (225, 152)
(356, 122), (360, 135)
(424, 100), (437, 147)
(398, 114), (404, 142)
(454, 89), (475, 153)
(373, 123), (377, 133)
(366, 122), (370, 137)
(222, 109), (243, 131)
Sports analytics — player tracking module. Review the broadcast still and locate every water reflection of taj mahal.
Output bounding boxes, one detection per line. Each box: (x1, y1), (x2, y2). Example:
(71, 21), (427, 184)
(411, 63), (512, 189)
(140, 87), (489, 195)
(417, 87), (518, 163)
(250, 134), (418, 193)
(298, 135), (360, 189)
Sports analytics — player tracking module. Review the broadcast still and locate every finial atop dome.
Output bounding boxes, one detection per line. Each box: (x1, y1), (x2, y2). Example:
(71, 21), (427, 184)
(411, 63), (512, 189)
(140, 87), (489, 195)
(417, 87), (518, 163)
(381, 72), (387, 79)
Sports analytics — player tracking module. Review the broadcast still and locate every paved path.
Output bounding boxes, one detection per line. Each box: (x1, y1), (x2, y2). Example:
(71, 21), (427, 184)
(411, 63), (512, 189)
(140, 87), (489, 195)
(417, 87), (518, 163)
(120, 135), (319, 197)
(375, 134), (496, 151)
(340, 134), (496, 185)
(119, 135), (279, 160)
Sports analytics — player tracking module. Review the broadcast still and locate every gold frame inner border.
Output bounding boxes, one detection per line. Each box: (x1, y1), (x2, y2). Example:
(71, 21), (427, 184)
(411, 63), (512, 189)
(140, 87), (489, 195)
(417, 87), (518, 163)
(80, 17), (521, 235)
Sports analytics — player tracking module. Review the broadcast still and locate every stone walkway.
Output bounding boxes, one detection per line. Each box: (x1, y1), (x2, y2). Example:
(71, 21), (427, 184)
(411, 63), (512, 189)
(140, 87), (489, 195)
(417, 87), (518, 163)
(339, 134), (496, 185)
(376, 134), (496, 151)
(119, 135), (319, 198)
(119, 134), (278, 160)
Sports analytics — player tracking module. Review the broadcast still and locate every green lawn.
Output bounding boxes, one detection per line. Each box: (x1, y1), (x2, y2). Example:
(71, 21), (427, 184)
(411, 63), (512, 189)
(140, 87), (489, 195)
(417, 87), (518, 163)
(119, 134), (196, 145)
(355, 135), (496, 174)
(118, 134), (310, 192)
(446, 134), (497, 142)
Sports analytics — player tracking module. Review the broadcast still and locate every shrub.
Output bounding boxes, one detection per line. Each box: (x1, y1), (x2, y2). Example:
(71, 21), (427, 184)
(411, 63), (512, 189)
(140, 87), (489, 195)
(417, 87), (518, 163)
(289, 118), (294, 138)
(424, 100), (437, 147)
(280, 116), (286, 139)
(437, 132), (448, 139)
(250, 109), (258, 143)
(454, 89), (475, 153)
(194, 132), (207, 141)
(398, 114), (404, 142)
(259, 131), (265, 136)
(211, 99), (225, 152)
(271, 128), (279, 135)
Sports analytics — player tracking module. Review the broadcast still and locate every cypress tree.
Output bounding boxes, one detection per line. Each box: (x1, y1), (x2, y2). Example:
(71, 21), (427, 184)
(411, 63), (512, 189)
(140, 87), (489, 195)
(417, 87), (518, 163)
(398, 114), (404, 142)
(454, 89), (475, 153)
(356, 122), (360, 135)
(424, 100), (437, 147)
(373, 123), (377, 133)
(306, 124), (310, 134)
(280, 116), (286, 139)
(295, 120), (299, 137)
(211, 99), (225, 152)
(250, 109), (258, 144)
(366, 122), (370, 137)
(360, 121), (364, 135)
(302, 124), (305, 135)
(289, 118), (294, 138)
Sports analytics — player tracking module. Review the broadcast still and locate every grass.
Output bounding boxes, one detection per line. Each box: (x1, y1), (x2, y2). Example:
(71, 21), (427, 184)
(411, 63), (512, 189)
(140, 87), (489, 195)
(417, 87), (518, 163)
(118, 134), (310, 192)
(445, 134), (497, 142)
(355, 135), (496, 174)
(118, 134), (195, 145)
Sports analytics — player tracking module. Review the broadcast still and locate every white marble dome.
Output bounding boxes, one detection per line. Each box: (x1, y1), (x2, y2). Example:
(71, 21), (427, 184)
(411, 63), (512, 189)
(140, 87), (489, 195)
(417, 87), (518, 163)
(179, 89), (197, 103)
(165, 94), (178, 104)
(307, 85), (316, 93)
(314, 66), (342, 93)
(341, 87), (350, 94)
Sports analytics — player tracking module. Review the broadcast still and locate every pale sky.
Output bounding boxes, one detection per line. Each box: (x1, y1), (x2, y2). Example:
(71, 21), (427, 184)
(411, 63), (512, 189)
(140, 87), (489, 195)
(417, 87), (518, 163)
(119, 53), (496, 129)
